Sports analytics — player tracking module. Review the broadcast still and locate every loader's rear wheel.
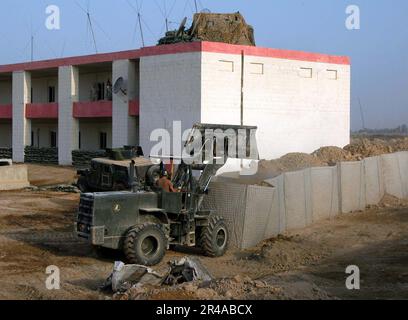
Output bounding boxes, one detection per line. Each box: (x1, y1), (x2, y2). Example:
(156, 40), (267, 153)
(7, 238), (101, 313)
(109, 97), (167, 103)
(199, 216), (229, 257)
(124, 223), (167, 266)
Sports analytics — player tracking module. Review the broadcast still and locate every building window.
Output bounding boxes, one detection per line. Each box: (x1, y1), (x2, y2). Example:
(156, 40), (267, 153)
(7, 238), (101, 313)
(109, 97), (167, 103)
(78, 132), (81, 150)
(327, 69), (338, 80)
(99, 132), (107, 150)
(31, 131), (34, 147)
(97, 82), (105, 100)
(219, 60), (234, 72)
(299, 67), (313, 78)
(48, 86), (56, 103)
(50, 131), (57, 148)
(30, 88), (33, 103)
(249, 62), (264, 75)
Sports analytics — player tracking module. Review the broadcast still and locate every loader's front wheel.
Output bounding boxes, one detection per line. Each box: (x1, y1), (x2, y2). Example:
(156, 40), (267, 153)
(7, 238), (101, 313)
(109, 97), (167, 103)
(199, 216), (229, 257)
(124, 223), (167, 266)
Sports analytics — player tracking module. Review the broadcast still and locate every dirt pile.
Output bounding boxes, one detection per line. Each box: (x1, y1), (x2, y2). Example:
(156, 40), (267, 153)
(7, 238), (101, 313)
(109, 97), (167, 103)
(312, 147), (354, 165)
(369, 194), (408, 209)
(239, 235), (331, 273)
(116, 275), (284, 300)
(345, 138), (392, 159)
(256, 153), (325, 179)
(256, 136), (408, 180)
(192, 12), (255, 46)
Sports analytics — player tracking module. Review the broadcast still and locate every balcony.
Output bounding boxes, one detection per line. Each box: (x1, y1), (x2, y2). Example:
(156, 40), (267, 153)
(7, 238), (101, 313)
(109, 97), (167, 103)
(26, 103), (58, 119)
(129, 99), (140, 116)
(73, 101), (112, 118)
(0, 104), (12, 119)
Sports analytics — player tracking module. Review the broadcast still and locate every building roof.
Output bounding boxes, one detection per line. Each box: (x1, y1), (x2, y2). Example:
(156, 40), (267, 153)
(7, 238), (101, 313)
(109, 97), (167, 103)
(0, 41), (350, 73)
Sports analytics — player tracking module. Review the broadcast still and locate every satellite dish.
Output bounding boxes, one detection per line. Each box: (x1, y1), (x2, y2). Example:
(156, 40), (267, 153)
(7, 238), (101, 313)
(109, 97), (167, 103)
(113, 77), (127, 95)
(200, 8), (211, 13)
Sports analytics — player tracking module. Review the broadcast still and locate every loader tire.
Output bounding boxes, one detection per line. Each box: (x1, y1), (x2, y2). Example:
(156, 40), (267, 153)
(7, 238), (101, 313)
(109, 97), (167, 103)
(124, 223), (167, 266)
(199, 216), (229, 257)
(146, 165), (161, 189)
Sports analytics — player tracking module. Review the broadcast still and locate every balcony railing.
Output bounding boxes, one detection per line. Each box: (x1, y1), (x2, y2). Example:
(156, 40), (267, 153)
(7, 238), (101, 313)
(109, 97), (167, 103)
(0, 104), (12, 119)
(73, 100), (112, 118)
(26, 103), (58, 119)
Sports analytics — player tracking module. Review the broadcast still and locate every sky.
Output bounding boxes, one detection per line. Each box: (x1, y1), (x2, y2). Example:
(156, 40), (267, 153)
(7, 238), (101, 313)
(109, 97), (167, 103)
(0, 0), (407, 130)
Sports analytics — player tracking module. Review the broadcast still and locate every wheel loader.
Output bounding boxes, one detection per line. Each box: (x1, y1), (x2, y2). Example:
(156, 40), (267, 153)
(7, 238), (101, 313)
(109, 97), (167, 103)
(76, 123), (258, 266)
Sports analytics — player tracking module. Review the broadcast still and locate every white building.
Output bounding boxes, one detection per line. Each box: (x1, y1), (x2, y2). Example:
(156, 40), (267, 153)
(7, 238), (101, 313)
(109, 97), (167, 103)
(0, 41), (350, 165)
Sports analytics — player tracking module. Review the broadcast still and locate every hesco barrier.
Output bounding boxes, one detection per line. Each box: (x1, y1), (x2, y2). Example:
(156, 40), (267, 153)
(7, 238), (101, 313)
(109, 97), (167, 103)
(203, 151), (408, 249)
(0, 165), (30, 191)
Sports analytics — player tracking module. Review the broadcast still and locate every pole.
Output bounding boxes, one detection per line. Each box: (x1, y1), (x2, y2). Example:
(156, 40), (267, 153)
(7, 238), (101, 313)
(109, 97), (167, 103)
(194, 0), (198, 13)
(358, 98), (366, 130)
(240, 50), (245, 126)
(31, 36), (33, 61)
(138, 13), (145, 47)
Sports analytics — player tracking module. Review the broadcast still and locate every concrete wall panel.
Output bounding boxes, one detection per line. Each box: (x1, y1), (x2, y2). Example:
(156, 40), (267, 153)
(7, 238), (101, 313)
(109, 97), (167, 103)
(241, 185), (276, 249)
(339, 161), (366, 213)
(284, 171), (309, 230)
(397, 152), (408, 198)
(0, 165), (29, 190)
(309, 166), (339, 221)
(364, 156), (385, 205)
(380, 153), (405, 199)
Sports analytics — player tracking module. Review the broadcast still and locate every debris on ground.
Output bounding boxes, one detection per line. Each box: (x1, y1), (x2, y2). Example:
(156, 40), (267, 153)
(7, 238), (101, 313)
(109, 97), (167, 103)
(105, 257), (213, 294)
(369, 194), (408, 209)
(104, 261), (163, 293)
(163, 257), (213, 285)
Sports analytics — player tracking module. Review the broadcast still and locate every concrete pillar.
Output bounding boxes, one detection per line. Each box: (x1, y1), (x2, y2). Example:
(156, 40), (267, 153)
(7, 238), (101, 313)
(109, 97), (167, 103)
(58, 66), (79, 165)
(112, 59), (138, 148)
(12, 71), (31, 163)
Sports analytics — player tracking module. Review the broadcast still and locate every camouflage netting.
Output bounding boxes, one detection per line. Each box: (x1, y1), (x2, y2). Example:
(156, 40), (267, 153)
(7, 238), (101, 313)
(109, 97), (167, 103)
(191, 12), (255, 46)
(158, 12), (256, 46)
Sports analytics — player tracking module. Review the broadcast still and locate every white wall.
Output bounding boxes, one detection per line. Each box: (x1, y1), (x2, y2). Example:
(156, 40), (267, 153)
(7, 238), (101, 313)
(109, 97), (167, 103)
(31, 120), (58, 148)
(12, 71), (31, 162)
(201, 52), (351, 160)
(201, 53), (242, 125)
(140, 52), (202, 156)
(0, 121), (12, 148)
(79, 119), (112, 151)
(112, 59), (138, 148)
(31, 76), (58, 103)
(0, 80), (12, 104)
